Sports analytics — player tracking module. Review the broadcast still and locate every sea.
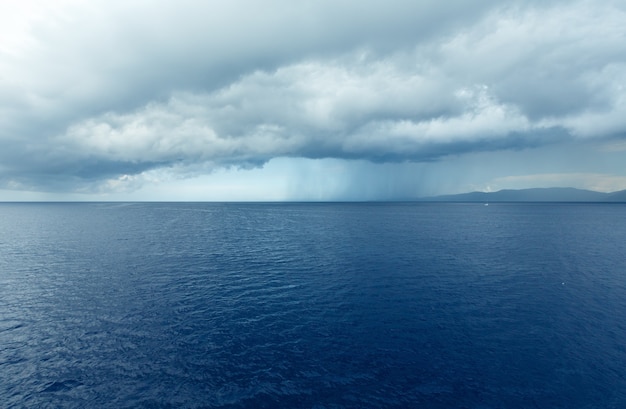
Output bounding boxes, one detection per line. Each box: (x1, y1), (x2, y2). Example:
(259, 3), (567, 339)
(1, 202), (625, 408)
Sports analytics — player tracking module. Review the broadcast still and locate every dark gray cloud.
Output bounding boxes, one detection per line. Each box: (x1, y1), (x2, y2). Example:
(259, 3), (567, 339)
(1, 0), (626, 196)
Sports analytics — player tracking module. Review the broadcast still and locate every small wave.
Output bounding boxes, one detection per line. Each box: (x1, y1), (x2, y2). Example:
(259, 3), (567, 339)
(40, 380), (83, 393)
(0, 320), (25, 333)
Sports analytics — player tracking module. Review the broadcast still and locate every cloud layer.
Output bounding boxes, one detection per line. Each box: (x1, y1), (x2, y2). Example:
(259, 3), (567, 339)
(1, 0), (626, 197)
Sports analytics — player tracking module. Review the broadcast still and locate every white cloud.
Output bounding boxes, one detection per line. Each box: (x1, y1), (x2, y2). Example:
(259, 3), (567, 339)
(350, 85), (531, 150)
(1, 0), (626, 198)
(56, 60), (538, 169)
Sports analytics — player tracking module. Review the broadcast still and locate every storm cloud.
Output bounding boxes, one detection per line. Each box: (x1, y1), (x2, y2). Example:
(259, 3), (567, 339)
(1, 0), (626, 198)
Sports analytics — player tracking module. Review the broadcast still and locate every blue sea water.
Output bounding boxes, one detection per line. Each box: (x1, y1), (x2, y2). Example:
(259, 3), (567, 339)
(1, 202), (625, 408)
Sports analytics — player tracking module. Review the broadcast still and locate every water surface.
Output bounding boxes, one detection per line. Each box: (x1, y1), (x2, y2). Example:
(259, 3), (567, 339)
(1, 202), (625, 408)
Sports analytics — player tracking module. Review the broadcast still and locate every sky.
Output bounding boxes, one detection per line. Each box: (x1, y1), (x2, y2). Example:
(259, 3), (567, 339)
(1, 0), (626, 201)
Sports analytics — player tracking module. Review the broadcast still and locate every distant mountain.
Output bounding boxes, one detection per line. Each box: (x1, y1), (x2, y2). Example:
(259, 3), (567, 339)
(420, 187), (626, 202)
(606, 189), (626, 202)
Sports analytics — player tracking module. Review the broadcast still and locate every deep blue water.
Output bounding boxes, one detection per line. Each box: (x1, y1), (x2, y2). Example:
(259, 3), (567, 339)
(1, 202), (626, 408)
